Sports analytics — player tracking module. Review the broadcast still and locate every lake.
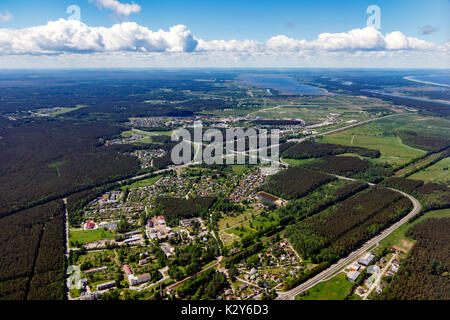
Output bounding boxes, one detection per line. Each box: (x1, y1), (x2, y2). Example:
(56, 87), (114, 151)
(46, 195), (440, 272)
(237, 74), (328, 95)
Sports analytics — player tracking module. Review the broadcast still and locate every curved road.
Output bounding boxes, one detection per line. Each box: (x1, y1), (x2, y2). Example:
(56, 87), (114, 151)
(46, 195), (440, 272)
(277, 187), (421, 300)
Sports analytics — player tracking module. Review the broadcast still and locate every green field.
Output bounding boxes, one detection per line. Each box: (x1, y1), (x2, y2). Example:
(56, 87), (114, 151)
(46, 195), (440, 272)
(296, 273), (353, 300)
(121, 175), (162, 190)
(409, 157), (450, 184)
(69, 229), (115, 246)
(52, 105), (88, 115)
(281, 157), (316, 166)
(321, 115), (435, 165)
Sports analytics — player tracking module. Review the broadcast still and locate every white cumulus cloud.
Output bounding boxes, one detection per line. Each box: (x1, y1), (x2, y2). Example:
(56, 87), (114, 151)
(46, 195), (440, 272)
(91, 0), (141, 17)
(0, 11), (12, 23)
(198, 27), (441, 53)
(0, 19), (198, 55)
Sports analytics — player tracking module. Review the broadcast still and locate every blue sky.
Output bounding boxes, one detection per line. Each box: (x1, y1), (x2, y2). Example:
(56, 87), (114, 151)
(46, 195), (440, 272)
(0, 0), (448, 68)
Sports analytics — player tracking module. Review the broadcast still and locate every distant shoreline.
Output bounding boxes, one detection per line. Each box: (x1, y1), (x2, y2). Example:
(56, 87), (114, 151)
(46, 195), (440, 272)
(404, 76), (450, 88)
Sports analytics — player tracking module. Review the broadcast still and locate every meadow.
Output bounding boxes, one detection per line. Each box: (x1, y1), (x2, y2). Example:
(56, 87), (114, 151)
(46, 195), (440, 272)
(69, 229), (115, 247)
(296, 273), (353, 300)
(409, 157), (450, 184)
(320, 114), (439, 165)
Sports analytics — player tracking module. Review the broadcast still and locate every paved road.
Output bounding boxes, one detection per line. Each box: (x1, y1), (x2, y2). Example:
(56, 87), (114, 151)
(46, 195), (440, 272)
(277, 187), (421, 300)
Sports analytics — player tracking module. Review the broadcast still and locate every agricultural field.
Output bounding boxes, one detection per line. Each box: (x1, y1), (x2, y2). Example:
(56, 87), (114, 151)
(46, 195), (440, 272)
(296, 273), (353, 300)
(409, 157), (450, 184)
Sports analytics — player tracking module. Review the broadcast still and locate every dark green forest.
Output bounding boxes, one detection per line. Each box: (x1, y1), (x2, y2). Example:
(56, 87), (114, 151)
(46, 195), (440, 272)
(380, 218), (450, 300)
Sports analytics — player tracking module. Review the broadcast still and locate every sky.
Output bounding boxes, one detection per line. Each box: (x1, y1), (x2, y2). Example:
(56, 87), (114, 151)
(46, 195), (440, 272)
(0, 0), (448, 68)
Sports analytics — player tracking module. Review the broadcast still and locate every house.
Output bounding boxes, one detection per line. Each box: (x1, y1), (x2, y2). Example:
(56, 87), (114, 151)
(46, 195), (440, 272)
(129, 273), (151, 286)
(238, 284), (248, 292)
(98, 223), (118, 230)
(84, 266), (107, 274)
(358, 253), (375, 266)
(139, 259), (148, 265)
(80, 291), (100, 300)
(347, 271), (360, 282)
(349, 263), (361, 271)
(367, 265), (381, 274)
(77, 278), (88, 290)
(123, 264), (132, 276)
(84, 221), (96, 230)
(97, 281), (115, 291)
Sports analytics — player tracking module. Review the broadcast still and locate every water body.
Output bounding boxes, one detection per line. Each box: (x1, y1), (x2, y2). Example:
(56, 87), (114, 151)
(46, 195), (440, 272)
(409, 74), (450, 86)
(237, 74), (328, 95)
(365, 90), (450, 106)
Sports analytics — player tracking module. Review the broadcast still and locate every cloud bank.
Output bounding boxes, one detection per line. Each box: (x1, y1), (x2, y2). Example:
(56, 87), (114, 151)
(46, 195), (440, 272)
(0, 20), (446, 58)
(0, 19), (197, 55)
(91, 0), (141, 17)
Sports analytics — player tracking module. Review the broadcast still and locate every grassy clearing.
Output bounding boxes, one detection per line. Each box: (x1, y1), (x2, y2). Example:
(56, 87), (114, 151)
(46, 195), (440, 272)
(281, 158), (316, 166)
(409, 157), (450, 184)
(48, 160), (67, 177)
(376, 208), (450, 253)
(296, 273), (353, 300)
(121, 175), (162, 190)
(321, 125), (426, 166)
(52, 105), (88, 115)
(69, 229), (115, 246)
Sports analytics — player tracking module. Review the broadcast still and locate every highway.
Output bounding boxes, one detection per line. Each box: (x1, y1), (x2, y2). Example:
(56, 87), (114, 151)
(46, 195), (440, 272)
(277, 187), (421, 300)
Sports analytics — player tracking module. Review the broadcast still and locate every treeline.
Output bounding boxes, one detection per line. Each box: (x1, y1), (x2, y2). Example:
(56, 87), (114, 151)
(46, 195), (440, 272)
(286, 187), (412, 263)
(278, 180), (368, 226)
(304, 155), (392, 183)
(155, 196), (216, 225)
(282, 141), (380, 159)
(176, 268), (228, 300)
(0, 201), (65, 300)
(397, 131), (450, 152)
(0, 120), (140, 217)
(380, 218), (450, 300)
(259, 167), (334, 199)
(169, 242), (218, 281)
(382, 177), (450, 210)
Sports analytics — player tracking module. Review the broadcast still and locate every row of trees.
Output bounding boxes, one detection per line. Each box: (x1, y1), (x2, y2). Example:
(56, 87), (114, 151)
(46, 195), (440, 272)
(286, 187), (412, 263)
(382, 177), (450, 210)
(282, 140), (380, 159)
(0, 201), (65, 300)
(259, 166), (334, 200)
(304, 155), (392, 183)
